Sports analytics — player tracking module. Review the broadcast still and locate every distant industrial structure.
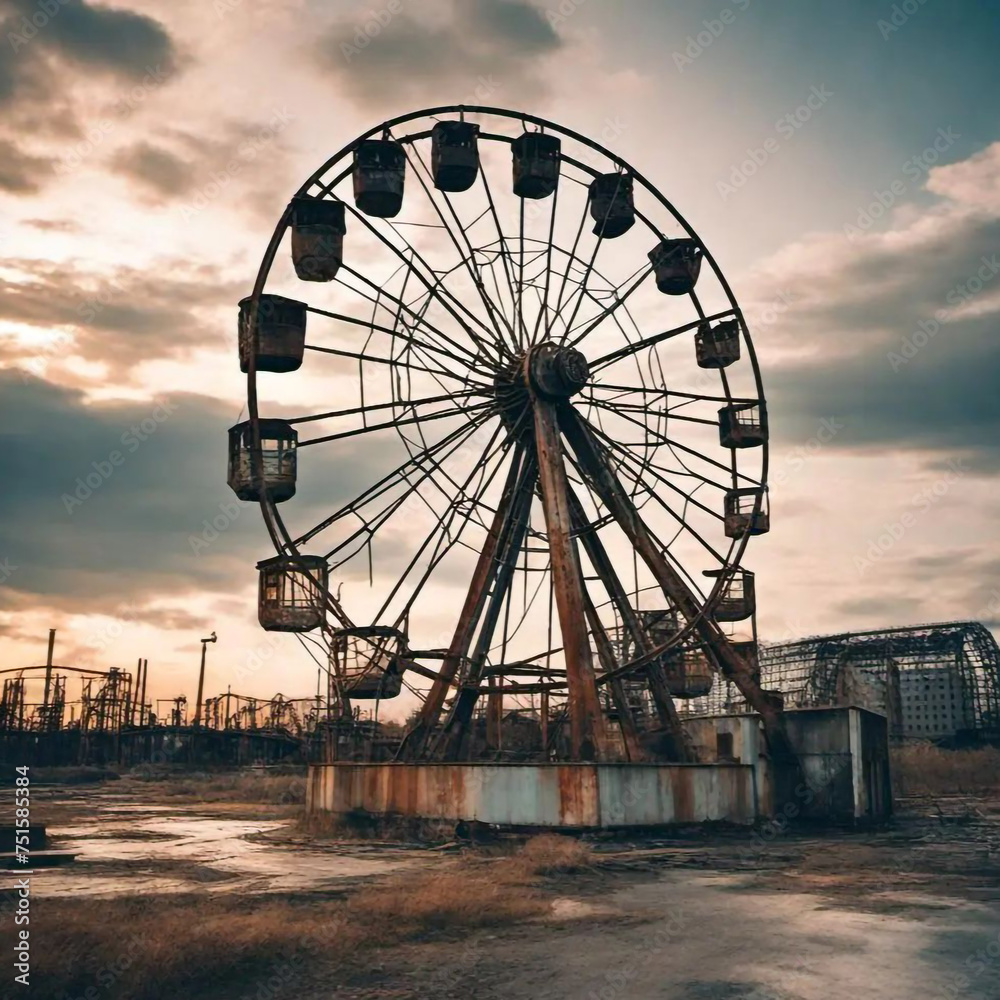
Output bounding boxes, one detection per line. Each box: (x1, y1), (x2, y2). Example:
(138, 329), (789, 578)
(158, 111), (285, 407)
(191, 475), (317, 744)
(680, 621), (1000, 745)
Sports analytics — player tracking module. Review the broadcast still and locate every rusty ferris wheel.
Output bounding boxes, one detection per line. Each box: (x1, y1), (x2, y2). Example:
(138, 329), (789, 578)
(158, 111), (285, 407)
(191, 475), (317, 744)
(227, 106), (796, 765)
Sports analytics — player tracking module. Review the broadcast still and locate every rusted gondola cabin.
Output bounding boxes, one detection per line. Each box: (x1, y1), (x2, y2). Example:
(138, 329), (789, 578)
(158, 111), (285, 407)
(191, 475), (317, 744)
(431, 120), (480, 192)
(589, 172), (635, 238)
(333, 626), (406, 698)
(695, 318), (741, 369)
(648, 238), (702, 295)
(512, 131), (561, 199)
(290, 196), (346, 282)
(238, 294), (307, 374)
(719, 402), (767, 449)
(723, 487), (769, 538)
(638, 609), (714, 698)
(227, 419), (297, 503)
(702, 568), (756, 622)
(353, 139), (406, 218)
(257, 554), (328, 632)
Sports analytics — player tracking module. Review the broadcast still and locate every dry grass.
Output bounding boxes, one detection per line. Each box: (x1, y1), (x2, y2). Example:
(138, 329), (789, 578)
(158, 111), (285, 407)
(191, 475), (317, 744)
(7, 834), (581, 999)
(891, 742), (1000, 797)
(136, 771), (306, 805)
(509, 832), (594, 875)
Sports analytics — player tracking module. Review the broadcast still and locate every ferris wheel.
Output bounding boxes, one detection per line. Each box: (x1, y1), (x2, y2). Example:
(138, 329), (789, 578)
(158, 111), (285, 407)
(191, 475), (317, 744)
(228, 106), (788, 764)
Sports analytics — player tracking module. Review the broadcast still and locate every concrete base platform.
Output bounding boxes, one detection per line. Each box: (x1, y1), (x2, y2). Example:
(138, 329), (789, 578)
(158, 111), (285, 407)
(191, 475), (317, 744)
(308, 707), (893, 830)
(308, 762), (757, 829)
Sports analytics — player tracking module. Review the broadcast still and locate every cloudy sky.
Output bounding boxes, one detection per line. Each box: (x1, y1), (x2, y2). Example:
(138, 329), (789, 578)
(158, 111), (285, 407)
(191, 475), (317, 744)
(0, 0), (997, 718)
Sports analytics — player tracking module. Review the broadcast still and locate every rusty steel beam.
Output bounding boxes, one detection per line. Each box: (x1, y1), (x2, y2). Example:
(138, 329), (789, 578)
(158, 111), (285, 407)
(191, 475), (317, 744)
(566, 486), (695, 762)
(582, 589), (645, 762)
(397, 446), (525, 759)
(436, 449), (537, 759)
(532, 396), (608, 761)
(560, 408), (801, 775)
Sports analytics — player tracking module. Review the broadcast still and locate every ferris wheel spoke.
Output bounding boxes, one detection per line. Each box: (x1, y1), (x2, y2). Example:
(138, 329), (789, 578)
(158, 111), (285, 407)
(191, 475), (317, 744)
(577, 399), (756, 487)
(589, 309), (736, 374)
(574, 420), (730, 563)
(478, 165), (524, 344)
(399, 442), (533, 758)
(542, 182), (591, 346)
(375, 219), (506, 366)
(298, 399), (495, 448)
(528, 183), (560, 348)
(553, 215), (611, 345)
(322, 416), (500, 573)
(295, 412), (494, 547)
(561, 266), (654, 351)
(589, 382), (755, 406)
(581, 394), (719, 429)
(285, 389), (485, 427)
(333, 265), (487, 371)
(303, 342), (486, 389)
(373, 420), (512, 624)
(400, 141), (519, 357)
(337, 208), (500, 369)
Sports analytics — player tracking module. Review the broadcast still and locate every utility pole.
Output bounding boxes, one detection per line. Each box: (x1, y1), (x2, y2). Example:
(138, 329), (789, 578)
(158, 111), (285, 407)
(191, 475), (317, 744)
(42, 628), (56, 718)
(193, 633), (217, 728)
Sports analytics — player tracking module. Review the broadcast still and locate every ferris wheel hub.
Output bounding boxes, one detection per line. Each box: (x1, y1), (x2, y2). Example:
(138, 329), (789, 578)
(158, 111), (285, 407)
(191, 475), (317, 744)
(527, 342), (590, 399)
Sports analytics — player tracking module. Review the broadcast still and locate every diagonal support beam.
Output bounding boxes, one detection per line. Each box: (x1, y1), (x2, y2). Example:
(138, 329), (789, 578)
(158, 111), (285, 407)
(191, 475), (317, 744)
(566, 486), (695, 763)
(531, 394), (608, 761)
(436, 449), (538, 760)
(560, 408), (802, 777)
(396, 447), (524, 759)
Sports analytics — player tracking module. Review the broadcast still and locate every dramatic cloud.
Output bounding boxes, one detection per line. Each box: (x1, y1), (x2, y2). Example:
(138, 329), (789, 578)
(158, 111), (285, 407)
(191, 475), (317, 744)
(744, 142), (1000, 470)
(0, 255), (244, 374)
(108, 141), (195, 197)
(0, 371), (407, 617)
(314, 0), (563, 108)
(106, 116), (299, 217)
(3, 0), (177, 82)
(0, 137), (54, 192)
(0, 0), (181, 195)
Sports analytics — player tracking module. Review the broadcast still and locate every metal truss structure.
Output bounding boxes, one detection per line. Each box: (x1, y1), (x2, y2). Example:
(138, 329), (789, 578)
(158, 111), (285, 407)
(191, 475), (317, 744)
(680, 621), (1000, 743)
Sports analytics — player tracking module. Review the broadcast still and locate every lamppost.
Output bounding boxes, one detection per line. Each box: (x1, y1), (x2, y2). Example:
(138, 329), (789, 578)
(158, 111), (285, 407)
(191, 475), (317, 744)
(193, 632), (217, 728)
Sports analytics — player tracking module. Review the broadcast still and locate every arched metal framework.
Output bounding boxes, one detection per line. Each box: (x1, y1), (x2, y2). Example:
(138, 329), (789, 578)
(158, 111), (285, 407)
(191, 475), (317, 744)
(683, 621), (1000, 743)
(238, 106), (789, 764)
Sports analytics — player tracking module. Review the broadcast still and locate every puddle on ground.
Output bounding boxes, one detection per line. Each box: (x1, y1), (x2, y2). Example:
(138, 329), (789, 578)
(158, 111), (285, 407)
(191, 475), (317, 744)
(548, 897), (618, 920)
(7, 802), (430, 898)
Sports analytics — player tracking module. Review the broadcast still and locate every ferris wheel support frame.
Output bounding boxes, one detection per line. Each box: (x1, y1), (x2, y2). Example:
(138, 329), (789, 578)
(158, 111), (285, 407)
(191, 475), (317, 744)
(242, 104), (800, 781)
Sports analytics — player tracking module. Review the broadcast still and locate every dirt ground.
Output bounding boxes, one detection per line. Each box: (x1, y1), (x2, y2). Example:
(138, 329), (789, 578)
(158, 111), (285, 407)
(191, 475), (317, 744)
(3, 778), (1000, 1000)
